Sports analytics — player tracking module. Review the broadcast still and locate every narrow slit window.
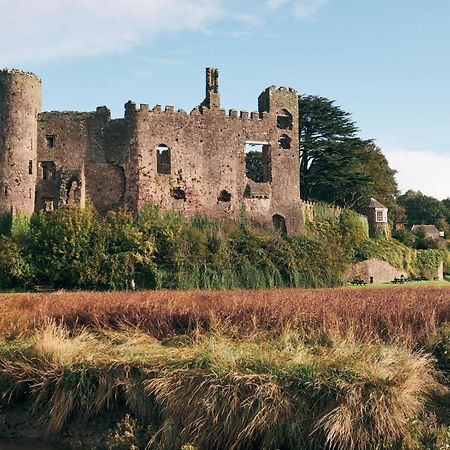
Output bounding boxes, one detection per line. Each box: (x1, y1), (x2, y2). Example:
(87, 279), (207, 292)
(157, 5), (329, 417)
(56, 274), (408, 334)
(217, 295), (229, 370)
(28, 160), (33, 175)
(244, 142), (271, 183)
(157, 144), (171, 175)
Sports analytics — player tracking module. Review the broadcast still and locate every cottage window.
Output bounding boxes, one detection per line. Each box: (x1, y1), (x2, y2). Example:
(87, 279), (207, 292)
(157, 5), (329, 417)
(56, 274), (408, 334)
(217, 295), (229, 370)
(376, 210), (386, 222)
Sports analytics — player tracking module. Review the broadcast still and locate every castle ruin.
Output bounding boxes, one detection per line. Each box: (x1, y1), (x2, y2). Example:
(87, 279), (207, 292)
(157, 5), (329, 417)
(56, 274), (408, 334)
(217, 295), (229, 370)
(0, 67), (303, 233)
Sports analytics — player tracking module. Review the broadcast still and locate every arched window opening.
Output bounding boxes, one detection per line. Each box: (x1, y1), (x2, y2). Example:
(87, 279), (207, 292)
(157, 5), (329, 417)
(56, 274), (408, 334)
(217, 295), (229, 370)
(278, 134), (291, 150)
(244, 142), (271, 183)
(170, 187), (186, 201)
(277, 109), (293, 130)
(218, 189), (231, 202)
(66, 177), (80, 206)
(273, 214), (287, 234)
(157, 144), (171, 175)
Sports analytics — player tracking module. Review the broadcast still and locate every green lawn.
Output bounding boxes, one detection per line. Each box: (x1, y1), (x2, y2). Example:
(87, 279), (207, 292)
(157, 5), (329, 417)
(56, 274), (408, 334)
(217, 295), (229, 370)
(347, 280), (450, 288)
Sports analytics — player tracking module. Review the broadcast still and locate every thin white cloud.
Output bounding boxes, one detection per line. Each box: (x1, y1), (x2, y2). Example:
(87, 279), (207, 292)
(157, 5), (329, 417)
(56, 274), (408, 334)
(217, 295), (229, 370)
(266, 0), (329, 20)
(293, 0), (329, 21)
(384, 148), (450, 200)
(0, 0), (224, 64)
(267, 0), (290, 9)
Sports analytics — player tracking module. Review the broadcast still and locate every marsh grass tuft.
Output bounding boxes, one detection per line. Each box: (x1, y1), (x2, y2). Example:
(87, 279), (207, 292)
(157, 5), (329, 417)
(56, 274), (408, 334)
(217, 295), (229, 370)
(0, 321), (447, 449)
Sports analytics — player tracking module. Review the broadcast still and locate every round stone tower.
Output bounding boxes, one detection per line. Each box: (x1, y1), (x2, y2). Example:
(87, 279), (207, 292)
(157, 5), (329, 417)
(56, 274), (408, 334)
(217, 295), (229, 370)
(0, 69), (41, 215)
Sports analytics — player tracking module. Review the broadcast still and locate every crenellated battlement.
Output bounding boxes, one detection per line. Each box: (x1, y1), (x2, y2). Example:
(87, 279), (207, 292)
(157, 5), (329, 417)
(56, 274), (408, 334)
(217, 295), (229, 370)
(0, 68), (41, 82)
(133, 103), (274, 123)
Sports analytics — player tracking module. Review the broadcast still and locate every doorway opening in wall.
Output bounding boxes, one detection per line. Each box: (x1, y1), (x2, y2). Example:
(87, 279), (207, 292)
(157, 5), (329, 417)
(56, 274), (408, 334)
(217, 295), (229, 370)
(157, 144), (171, 175)
(244, 142), (271, 183)
(273, 214), (287, 234)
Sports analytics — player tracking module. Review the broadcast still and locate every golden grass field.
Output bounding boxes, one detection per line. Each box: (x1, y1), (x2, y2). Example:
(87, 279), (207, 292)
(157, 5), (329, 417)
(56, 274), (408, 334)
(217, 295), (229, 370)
(0, 286), (449, 450)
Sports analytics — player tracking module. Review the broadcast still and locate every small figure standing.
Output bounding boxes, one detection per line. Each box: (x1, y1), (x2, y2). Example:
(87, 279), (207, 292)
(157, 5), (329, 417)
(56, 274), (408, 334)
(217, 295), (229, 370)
(125, 278), (129, 291)
(130, 278), (136, 292)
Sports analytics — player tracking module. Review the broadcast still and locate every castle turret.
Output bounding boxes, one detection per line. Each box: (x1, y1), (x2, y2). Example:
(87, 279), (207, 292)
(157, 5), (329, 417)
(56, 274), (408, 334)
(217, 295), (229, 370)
(200, 67), (220, 109)
(257, 86), (302, 233)
(0, 69), (41, 215)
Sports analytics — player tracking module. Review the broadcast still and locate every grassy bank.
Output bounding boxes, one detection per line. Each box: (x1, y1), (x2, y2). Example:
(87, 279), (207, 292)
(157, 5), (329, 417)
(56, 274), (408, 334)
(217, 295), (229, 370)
(0, 287), (449, 449)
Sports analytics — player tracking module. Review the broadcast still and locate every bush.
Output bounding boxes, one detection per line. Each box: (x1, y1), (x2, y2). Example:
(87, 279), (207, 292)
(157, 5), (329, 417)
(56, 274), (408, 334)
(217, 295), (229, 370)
(0, 236), (34, 290)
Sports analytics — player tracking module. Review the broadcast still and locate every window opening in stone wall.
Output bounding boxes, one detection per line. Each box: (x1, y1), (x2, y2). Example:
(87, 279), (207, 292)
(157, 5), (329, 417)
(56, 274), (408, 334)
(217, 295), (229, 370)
(277, 109), (293, 130)
(170, 187), (186, 201)
(46, 135), (55, 148)
(278, 134), (291, 150)
(157, 144), (171, 175)
(4, 187), (7, 197)
(244, 142), (271, 183)
(218, 190), (231, 202)
(273, 214), (287, 234)
(28, 160), (33, 175)
(41, 161), (56, 181)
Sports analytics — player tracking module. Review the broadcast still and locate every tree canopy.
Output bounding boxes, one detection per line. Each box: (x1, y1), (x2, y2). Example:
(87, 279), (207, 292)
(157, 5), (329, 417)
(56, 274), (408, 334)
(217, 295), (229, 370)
(397, 190), (448, 227)
(299, 95), (398, 209)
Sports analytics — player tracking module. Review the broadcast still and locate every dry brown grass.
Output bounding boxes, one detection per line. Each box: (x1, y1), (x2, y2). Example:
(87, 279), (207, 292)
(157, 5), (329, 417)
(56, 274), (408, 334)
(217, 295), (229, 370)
(0, 286), (448, 344)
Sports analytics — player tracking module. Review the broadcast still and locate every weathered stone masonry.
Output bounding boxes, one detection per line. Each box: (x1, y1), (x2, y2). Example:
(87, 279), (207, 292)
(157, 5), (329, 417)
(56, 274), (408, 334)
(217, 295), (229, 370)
(0, 67), (304, 234)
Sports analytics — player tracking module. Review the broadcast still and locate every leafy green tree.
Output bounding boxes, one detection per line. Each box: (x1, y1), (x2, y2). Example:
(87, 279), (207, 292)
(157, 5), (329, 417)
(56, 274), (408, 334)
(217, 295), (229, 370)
(442, 198), (450, 223)
(245, 151), (264, 183)
(27, 205), (99, 288)
(413, 226), (440, 250)
(397, 191), (447, 227)
(299, 95), (398, 208)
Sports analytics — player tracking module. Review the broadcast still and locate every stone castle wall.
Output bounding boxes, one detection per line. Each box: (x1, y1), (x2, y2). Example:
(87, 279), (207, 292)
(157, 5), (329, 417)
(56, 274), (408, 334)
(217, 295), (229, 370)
(1, 68), (304, 234)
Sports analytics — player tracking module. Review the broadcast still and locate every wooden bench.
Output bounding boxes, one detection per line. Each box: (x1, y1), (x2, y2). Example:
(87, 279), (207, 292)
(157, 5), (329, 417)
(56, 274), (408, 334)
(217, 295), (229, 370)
(34, 284), (55, 292)
(350, 278), (367, 286)
(391, 277), (405, 284)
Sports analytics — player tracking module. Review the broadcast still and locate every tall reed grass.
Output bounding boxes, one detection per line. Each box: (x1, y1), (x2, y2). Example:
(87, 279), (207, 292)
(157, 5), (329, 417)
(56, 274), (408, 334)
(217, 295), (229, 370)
(0, 286), (448, 344)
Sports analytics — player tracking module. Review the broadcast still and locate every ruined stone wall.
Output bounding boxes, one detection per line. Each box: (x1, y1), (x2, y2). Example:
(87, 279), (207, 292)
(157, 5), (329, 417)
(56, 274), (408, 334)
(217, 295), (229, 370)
(5, 67), (305, 234)
(130, 88), (303, 233)
(0, 69), (41, 215)
(36, 108), (130, 213)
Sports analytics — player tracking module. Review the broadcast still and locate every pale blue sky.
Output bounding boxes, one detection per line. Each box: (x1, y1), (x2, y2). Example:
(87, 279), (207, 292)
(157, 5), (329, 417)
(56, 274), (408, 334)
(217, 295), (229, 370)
(1, 0), (449, 198)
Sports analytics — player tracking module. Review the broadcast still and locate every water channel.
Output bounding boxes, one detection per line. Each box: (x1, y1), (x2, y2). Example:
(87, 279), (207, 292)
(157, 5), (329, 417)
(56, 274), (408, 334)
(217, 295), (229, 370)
(0, 440), (71, 450)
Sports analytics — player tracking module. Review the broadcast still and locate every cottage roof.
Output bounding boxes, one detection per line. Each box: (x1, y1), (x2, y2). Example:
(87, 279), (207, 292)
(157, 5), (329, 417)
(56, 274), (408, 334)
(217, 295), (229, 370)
(361, 198), (387, 209)
(411, 224), (440, 235)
